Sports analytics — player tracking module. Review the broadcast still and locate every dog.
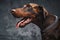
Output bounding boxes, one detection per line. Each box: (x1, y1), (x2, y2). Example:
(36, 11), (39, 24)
(11, 3), (60, 40)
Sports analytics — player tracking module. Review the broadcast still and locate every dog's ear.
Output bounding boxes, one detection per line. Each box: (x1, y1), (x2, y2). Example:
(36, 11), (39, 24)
(38, 6), (48, 18)
(43, 7), (48, 18)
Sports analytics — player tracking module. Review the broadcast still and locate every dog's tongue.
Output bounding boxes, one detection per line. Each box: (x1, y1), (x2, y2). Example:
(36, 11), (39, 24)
(16, 18), (32, 28)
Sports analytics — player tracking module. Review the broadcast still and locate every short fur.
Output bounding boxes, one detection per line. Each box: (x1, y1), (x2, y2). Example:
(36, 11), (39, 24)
(11, 3), (60, 40)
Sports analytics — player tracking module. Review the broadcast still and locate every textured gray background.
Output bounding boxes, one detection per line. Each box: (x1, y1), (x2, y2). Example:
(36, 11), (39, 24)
(0, 0), (60, 40)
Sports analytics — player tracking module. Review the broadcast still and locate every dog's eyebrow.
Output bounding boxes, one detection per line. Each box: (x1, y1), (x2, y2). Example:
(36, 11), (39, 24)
(26, 4), (32, 7)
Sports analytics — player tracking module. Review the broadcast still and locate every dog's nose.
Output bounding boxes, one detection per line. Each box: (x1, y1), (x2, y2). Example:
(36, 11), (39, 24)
(11, 9), (17, 17)
(11, 9), (16, 13)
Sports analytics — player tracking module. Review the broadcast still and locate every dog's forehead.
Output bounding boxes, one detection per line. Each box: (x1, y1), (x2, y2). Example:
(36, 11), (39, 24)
(23, 3), (39, 8)
(24, 4), (30, 7)
(29, 3), (39, 7)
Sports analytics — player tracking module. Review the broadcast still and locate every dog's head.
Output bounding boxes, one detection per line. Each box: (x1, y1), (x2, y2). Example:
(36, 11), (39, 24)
(11, 3), (48, 28)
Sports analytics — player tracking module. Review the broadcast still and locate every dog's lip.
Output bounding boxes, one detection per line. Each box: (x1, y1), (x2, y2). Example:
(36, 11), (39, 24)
(16, 17), (32, 28)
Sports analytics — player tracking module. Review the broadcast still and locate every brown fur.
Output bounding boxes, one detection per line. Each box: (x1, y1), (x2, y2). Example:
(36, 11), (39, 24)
(11, 3), (60, 40)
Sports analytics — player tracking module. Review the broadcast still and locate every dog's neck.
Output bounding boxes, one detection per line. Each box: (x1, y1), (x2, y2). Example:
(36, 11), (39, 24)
(32, 14), (57, 31)
(32, 16), (45, 30)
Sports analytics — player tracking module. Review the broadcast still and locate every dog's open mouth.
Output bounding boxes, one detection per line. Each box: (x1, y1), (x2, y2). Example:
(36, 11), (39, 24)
(16, 17), (32, 28)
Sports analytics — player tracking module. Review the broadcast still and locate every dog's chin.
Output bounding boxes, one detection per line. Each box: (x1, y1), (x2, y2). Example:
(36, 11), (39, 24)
(16, 17), (33, 28)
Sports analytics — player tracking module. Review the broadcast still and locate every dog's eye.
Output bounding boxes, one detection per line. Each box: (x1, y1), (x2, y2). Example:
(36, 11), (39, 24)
(25, 7), (35, 14)
(27, 7), (32, 11)
(25, 7), (32, 12)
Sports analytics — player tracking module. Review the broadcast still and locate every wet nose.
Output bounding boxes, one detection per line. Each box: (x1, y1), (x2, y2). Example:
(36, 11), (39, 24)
(11, 9), (16, 17)
(11, 9), (16, 13)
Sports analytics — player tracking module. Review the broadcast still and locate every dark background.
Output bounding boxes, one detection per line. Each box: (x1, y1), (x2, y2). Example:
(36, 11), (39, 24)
(0, 0), (60, 40)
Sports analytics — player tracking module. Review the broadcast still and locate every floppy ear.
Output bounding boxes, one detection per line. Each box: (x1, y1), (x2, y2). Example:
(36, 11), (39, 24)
(38, 6), (48, 19)
(43, 7), (48, 18)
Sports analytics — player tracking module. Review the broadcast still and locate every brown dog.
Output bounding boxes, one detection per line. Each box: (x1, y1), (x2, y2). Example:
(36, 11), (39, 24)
(11, 3), (60, 40)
